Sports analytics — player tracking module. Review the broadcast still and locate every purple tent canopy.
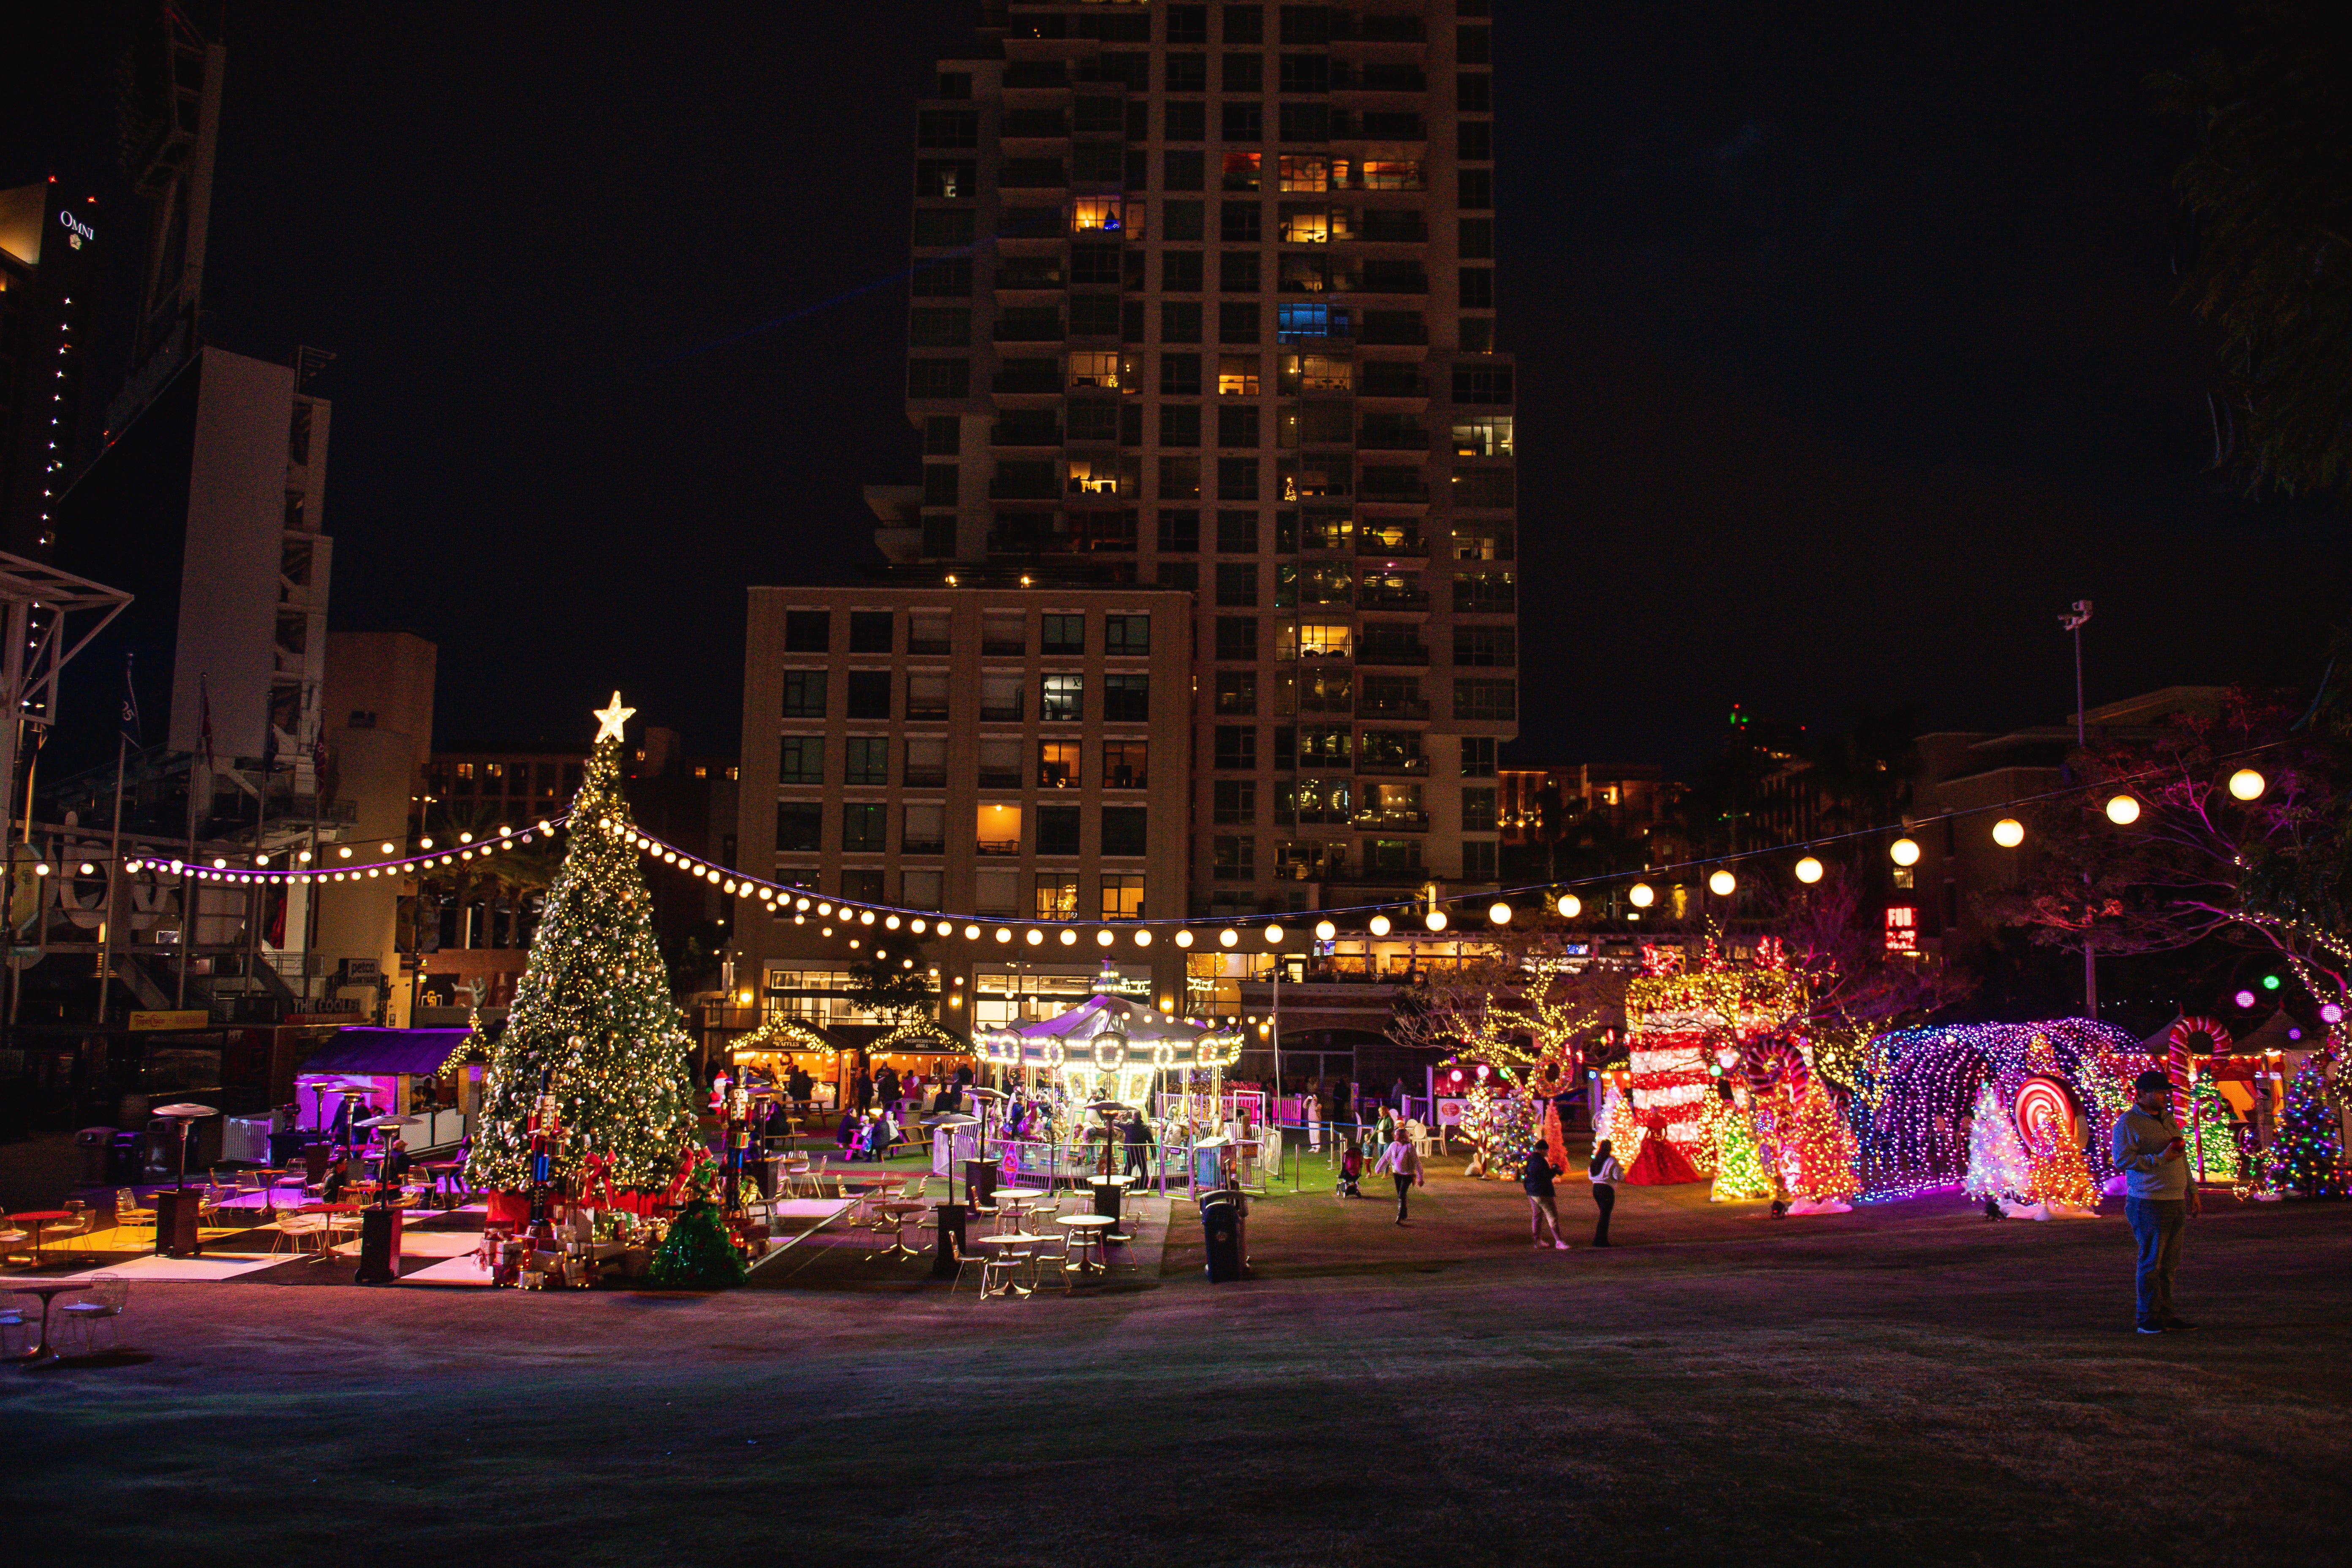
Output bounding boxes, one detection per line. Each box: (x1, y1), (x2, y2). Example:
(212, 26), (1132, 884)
(298, 1027), (477, 1078)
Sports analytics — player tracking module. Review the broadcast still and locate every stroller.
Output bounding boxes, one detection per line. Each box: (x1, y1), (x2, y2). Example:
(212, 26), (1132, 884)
(1335, 1137), (1364, 1199)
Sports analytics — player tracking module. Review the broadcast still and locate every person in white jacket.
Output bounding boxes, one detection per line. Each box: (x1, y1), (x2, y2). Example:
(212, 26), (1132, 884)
(1369, 1132), (1424, 1224)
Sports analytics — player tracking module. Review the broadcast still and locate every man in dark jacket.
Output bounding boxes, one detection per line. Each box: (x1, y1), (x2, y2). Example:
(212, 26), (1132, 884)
(1122, 1109), (1153, 1179)
(1522, 1143), (1569, 1250)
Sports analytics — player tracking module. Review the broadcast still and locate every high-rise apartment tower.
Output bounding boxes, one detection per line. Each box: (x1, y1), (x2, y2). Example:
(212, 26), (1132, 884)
(869, 0), (1515, 919)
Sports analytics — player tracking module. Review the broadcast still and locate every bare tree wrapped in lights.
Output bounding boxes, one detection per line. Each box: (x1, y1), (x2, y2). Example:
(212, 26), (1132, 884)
(1383, 916), (1619, 1075)
(465, 696), (700, 1200)
(1982, 688), (2352, 1029)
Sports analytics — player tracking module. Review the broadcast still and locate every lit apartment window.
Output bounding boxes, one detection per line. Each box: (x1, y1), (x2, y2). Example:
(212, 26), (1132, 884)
(1278, 156), (1329, 192)
(1283, 620), (1352, 660)
(1040, 740), (1082, 788)
(1217, 355), (1261, 396)
(1103, 739), (1148, 789)
(1361, 160), (1422, 191)
(1221, 152), (1262, 191)
(1041, 673), (1085, 722)
(1035, 874), (1081, 921)
(1069, 351), (1122, 390)
(1451, 416), (1514, 458)
(1100, 874), (1146, 920)
(977, 803), (1023, 855)
(1279, 353), (1352, 392)
(1072, 197), (1124, 235)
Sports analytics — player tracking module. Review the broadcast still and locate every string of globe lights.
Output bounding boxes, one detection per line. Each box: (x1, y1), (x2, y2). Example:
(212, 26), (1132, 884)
(17, 740), (2289, 936)
(612, 741), (2298, 950)
(19, 816), (574, 886)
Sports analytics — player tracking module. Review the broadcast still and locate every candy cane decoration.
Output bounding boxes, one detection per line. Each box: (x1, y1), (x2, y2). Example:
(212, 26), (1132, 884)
(2167, 1016), (2230, 1121)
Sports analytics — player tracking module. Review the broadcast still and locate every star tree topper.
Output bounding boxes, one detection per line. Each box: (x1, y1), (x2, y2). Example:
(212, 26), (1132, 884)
(593, 691), (636, 743)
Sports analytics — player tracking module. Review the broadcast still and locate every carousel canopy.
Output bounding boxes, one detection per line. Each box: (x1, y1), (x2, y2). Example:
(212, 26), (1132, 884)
(301, 1027), (477, 1078)
(979, 983), (1242, 1074)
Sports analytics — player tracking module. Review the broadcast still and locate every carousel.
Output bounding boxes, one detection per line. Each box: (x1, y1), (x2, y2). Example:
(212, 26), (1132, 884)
(977, 963), (1245, 1111)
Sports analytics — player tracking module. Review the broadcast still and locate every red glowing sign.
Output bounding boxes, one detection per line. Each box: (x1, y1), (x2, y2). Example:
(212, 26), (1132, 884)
(1883, 905), (1917, 953)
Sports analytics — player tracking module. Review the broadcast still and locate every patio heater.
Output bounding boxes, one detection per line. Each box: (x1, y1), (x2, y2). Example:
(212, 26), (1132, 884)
(150, 1102), (217, 1258)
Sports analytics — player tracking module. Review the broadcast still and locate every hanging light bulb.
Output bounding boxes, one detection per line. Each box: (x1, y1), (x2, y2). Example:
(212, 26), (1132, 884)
(2104, 795), (2140, 826)
(1488, 901), (1512, 925)
(1629, 883), (1655, 908)
(1095, 928), (1114, 946)
(1263, 924), (1285, 944)
(995, 927), (1013, 943)
(1314, 919), (1337, 941)
(1369, 913), (1391, 936)
(1556, 893), (1581, 918)
(2228, 768), (2266, 801)
(1134, 928), (1152, 946)
(1890, 837), (1922, 866)
(1425, 909), (1448, 931)
(964, 923), (980, 939)
(1708, 869), (1736, 896)
(1992, 818), (2025, 848)
(1795, 856), (1824, 883)
(1174, 929), (1194, 948)
(885, 915), (900, 929)
(1218, 928), (1239, 947)
(1025, 928), (1044, 945)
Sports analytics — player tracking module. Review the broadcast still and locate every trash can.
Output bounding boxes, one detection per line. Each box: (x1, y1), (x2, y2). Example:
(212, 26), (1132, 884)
(1198, 1189), (1246, 1282)
(1089, 1176), (1123, 1226)
(355, 1206), (404, 1285)
(111, 1131), (144, 1185)
(76, 1127), (117, 1187)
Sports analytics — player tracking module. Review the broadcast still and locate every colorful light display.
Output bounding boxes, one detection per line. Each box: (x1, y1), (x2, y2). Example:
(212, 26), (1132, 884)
(1623, 939), (1801, 1174)
(1851, 1019), (2145, 1200)
(1962, 1083), (2033, 1203)
(1701, 1092), (1774, 1201)
(2266, 1054), (2344, 1197)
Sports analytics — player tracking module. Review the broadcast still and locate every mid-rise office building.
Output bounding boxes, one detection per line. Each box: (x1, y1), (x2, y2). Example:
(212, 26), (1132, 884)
(868, 0), (1515, 920)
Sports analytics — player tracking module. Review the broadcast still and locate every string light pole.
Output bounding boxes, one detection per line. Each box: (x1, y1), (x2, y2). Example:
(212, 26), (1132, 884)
(2059, 598), (2097, 1018)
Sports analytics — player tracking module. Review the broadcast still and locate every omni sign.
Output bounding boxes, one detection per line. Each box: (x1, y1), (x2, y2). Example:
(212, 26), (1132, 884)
(58, 210), (96, 245)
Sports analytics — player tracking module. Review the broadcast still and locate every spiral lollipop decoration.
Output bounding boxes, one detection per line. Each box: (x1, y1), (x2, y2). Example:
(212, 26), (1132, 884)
(2014, 1076), (2074, 1155)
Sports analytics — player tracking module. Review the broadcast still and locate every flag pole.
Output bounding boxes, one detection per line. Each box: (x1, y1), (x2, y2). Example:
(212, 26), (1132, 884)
(97, 729), (127, 1023)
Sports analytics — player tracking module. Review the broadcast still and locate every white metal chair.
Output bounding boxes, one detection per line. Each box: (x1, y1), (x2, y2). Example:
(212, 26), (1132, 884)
(113, 1188), (156, 1242)
(270, 1214), (326, 1256)
(57, 1275), (128, 1354)
(978, 1238), (1032, 1299)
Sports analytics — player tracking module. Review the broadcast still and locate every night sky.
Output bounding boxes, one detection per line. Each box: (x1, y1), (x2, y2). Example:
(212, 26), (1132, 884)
(32, 3), (2352, 763)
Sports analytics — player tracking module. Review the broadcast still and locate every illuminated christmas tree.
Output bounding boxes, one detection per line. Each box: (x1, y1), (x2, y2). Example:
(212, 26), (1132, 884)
(1703, 1094), (1773, 1201)
(2186, 1074), (2241, 1183)
(1790, 1083), (1860, 1202)
(2265, 1055), (2344, 1197)
(1963, 1083), (2032, 1203)
(465, 695), (701, 1197)
(2028, 1135), (2099, 1209)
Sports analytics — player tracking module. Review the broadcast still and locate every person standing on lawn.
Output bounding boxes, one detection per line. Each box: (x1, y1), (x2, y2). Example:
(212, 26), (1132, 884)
(1587, 1139), (1622, 1246)
(1370, 1127), (1425, 1225)
(1522, 1142), (1570, 1250)
(2115, 1068), (2200, 1333)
